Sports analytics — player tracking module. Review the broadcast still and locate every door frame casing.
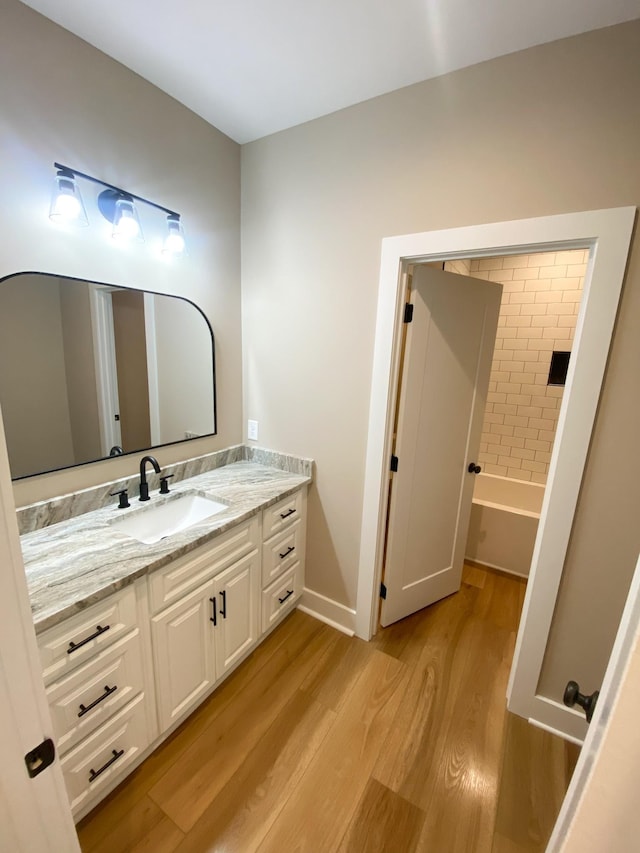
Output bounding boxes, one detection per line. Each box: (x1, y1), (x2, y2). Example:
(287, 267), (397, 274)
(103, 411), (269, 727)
(355, 207), (635, 739)
(88, 285), (122, 455)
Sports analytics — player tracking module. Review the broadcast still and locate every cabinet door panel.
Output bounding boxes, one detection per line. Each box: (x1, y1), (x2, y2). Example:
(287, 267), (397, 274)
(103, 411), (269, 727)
(214, 549), (260, 677)
(148, 516), (259, 614)
(151, 581), (216, 731)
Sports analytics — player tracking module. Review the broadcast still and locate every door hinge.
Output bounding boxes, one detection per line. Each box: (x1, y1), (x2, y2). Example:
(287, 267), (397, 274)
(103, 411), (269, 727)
(390, 455), (399, 472)
(25, 738), (56, 778)
(380, 583), (387, 600)
(403, 303), (414, 323)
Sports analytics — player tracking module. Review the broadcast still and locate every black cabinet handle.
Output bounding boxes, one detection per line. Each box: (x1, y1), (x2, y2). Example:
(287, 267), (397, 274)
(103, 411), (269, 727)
(209, 596), (217, 626)
(220, 589), (227, 619)
(88, 748), (125, 783)
(78, 685), (118, 718)
(280, 508), (296, 520)
(67, 624), (110, 654)
(279, 545), (295, 560)
(278, 589), (294, 605)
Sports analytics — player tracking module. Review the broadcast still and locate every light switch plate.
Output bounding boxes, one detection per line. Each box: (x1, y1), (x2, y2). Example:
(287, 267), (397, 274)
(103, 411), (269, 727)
(247, 419), (259, 441)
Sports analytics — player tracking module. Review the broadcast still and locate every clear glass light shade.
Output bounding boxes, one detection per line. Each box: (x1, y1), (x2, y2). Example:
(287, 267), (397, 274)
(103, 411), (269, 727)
(112, 197), (144, 242)
(49, 173), (89, 226)
(163, 215), (186, 255)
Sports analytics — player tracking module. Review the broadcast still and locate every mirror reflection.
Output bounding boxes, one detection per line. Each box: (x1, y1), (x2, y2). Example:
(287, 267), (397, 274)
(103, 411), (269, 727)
(0, 273), (216, 479)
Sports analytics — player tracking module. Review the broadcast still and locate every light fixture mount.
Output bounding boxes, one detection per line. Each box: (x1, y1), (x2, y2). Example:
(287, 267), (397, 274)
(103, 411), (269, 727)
(97, 187), (129, 222)
(49, 163), (185, 253)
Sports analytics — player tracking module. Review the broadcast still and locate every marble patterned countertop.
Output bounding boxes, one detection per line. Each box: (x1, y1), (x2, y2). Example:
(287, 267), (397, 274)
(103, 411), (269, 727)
(23, 461), (311, 634)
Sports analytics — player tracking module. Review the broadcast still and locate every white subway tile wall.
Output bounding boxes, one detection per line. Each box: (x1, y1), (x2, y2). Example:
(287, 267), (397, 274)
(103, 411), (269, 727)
(464, 250), (586, 484)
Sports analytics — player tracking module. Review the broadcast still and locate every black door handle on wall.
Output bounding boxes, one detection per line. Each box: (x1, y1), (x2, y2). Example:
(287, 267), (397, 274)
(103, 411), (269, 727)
(468, 463), (481, 474)
(563, 680), (599, 723)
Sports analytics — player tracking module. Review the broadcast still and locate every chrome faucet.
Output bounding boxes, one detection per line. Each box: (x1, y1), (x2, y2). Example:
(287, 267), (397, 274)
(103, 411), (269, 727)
(139, 455), (161, 501)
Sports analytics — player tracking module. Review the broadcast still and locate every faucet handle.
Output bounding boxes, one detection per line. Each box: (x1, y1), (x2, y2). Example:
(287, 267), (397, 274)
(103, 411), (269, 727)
(109, 488), (130, 509)
(159, 474), (174, 495)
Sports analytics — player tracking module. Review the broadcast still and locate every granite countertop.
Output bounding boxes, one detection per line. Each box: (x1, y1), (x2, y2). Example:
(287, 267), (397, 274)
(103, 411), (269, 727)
(23, 461), (310, 634)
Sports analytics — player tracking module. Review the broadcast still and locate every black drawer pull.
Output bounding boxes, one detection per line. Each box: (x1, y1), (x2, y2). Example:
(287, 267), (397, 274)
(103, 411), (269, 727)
(280, 508), (296, 520)
(209, 596), (217, 626)
(279, 545), (295, 560)
(278, 589), (294, 605)
(67, 624), (110, 654)
(88, 748), (124, 783)
(220, 589), (227, 619)
(78, 684), (118, 718)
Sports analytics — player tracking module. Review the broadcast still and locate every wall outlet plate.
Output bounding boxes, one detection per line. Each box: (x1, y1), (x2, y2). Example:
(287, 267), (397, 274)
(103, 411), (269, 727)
(247, 419), (259, 441)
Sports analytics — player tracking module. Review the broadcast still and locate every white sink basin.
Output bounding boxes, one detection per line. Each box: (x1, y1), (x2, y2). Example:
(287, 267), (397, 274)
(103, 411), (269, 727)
(112, 493), (228, 544)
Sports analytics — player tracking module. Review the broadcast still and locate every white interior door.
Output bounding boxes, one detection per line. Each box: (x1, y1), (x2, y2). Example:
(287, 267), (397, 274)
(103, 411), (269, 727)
(381, 264), (501, 627)
(0, 406), (80, 851)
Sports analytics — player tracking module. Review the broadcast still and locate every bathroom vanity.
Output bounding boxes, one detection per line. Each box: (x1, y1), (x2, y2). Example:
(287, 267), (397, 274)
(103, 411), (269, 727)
(22, 456), (310, 820)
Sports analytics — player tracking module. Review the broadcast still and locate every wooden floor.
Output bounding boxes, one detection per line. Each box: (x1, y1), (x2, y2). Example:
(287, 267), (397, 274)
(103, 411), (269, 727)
(77, 565), (579, 852)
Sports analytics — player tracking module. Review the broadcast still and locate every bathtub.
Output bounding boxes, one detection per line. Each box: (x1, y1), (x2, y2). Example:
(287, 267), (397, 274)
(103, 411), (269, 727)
(465, 473), (544, 578)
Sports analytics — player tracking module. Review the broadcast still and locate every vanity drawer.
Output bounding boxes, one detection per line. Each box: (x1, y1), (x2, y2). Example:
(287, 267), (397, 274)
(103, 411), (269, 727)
(46, 629), (145, 755)
(261, 518), (303, 587)
(261, 563), (303, 633)
(149, 515), (260, 614)
(60, 693), (149, 816)
(262, 489), (304, 540)
(39, 586), (138, 686)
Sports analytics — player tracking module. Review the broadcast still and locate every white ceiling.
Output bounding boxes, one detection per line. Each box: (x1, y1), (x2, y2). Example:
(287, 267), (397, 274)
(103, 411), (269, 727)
(19, 0), (640, 143)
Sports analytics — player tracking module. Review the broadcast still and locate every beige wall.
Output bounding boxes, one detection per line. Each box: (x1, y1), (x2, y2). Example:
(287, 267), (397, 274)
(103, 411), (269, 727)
(470, 250), (585, 484)
(242, 22), (640, 699)
(0, 0), (242, 505)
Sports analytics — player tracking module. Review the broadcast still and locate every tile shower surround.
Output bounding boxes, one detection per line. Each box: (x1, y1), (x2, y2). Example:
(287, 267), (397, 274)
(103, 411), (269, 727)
(17, 445), (313, 534)
(467, 250), (586, 484)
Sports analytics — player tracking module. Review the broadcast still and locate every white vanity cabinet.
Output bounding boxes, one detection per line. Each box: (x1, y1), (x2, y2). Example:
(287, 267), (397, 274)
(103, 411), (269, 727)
(150, 517), (260, 732)
(35, 483), (307, 820)
(37, 581), (155, 817)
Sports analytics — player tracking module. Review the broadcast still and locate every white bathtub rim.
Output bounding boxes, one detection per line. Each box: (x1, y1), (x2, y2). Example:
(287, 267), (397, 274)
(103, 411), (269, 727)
(471, 497), (540, 519)
(472, 472), (545, 515)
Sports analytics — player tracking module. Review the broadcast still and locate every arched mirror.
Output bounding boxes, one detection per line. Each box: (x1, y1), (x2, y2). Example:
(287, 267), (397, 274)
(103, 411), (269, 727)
(0, 272), (216, 479)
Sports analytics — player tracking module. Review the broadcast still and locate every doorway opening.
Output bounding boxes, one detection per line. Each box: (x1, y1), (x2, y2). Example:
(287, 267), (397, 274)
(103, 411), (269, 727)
(453, 249), (586, 581)
(379, 249), (587, 632)
(356, 208), (634, 742)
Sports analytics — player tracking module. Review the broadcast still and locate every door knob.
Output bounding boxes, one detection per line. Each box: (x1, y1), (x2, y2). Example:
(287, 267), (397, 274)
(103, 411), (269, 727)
(563, 680), (599, 723)
(468, 463), (481, 474)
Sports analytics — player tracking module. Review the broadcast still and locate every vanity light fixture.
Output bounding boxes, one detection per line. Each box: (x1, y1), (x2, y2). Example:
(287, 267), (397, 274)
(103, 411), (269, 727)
(97, 188), (144, 243)
(49, 166), (89, 226)
(163, 213), (186, 256)
(49, 163), (186, 254)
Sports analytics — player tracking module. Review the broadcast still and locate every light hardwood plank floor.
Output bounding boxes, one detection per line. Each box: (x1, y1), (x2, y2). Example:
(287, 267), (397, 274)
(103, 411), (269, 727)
(77, 565), (579, 852)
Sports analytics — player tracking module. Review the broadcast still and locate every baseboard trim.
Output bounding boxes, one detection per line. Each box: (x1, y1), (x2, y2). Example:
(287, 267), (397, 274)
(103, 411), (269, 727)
(298, 588), (356, 637)
(464, 555), (529, 579)
(527, 716), (584, 747)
